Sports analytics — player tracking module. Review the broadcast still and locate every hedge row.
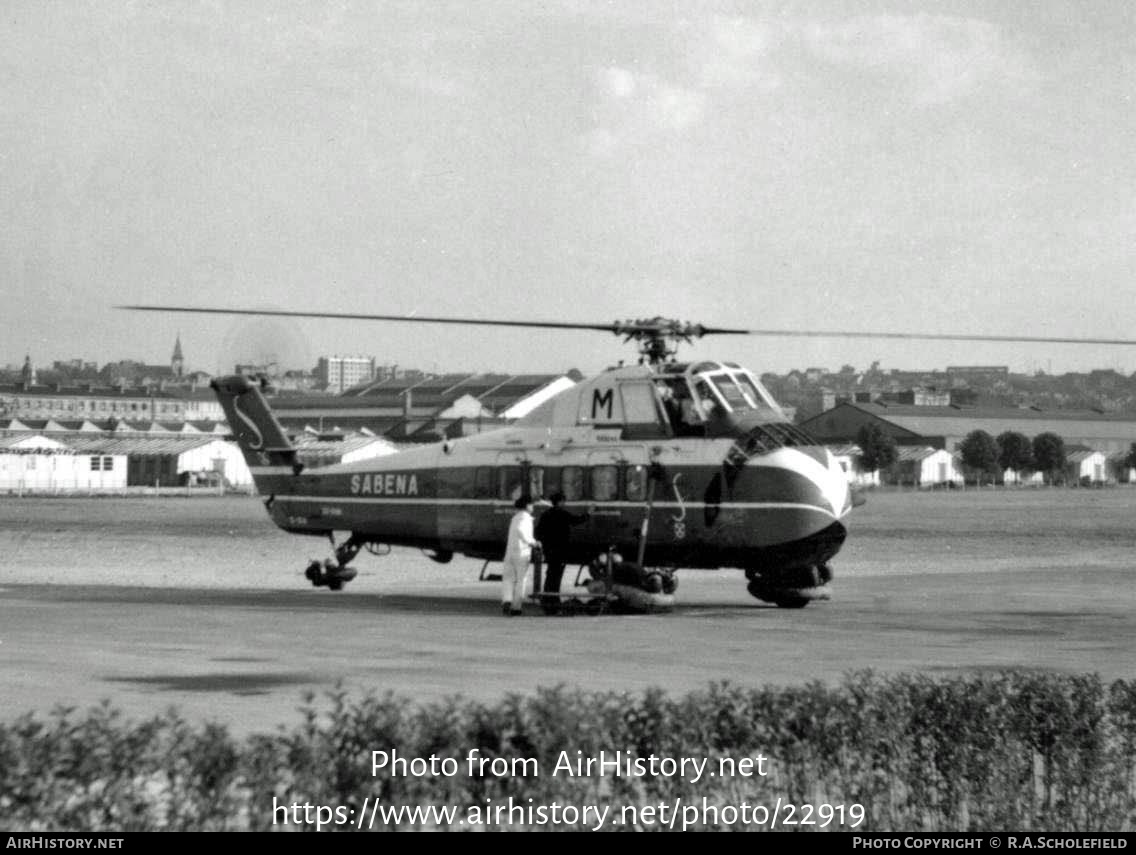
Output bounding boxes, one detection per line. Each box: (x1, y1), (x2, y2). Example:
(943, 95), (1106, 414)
(2, 672), (1135, 831)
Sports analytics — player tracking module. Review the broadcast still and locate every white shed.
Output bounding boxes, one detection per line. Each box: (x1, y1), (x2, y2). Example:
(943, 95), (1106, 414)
(66, 436), (253, 488)
(1066, 449), (1108, 484)
(0, 434), (127, 492)
(1002, 468), (1045, 486)
(891, 446), (963, 487)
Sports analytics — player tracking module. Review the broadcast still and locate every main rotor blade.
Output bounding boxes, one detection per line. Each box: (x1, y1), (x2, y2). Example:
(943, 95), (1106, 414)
(118, 306), (1136, 347)
(119, 305), (619, 333)
(742, 329), (1136, 346)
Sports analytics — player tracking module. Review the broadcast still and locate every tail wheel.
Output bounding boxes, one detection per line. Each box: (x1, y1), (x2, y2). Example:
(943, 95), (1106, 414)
(643, 572), (664, 594)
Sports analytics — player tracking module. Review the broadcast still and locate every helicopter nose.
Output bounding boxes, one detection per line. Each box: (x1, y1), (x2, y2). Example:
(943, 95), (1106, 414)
(746, 446), (852, 521)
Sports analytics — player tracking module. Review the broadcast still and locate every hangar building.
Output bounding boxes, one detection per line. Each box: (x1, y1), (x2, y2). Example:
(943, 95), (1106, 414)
(64, 436), (253, 488)
(0, 435), (127, 493)
(270, 372), (577, 441)
(801, 402), (1136, 456)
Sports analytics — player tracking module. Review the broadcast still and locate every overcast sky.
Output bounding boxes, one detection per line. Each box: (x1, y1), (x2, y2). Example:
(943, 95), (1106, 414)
(2, 1), (1133, 378)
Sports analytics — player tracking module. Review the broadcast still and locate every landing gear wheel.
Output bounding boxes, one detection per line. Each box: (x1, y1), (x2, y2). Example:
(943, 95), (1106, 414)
(772, 594), (809, 609)
(746, 576), (830, 608)
(305, 559), (357, 590)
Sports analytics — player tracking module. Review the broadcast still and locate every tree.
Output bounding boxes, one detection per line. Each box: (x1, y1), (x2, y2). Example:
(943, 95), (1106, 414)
(959, 430), (999, 481)
(856, 423), (898, 473)
(996, 431), (1033, 474)
(1032, 432), (1066, 484)
(1124, 442), (1136, 474)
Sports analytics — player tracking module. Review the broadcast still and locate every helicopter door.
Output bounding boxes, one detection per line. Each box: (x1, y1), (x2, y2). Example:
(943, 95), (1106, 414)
(487, 453), (530, 550)
(585, 447), (649, 555)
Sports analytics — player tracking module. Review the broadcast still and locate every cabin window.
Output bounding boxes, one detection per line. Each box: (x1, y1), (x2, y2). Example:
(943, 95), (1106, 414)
(474, 467), (493, 498)
(497, 466), (523, 500)
(561, 466), (584, 501)
(528, 466), (544, 499)
(543, 467), (562, 499)
(591, 465), (619, 501)
(625, 465), (648, 501)
(103, 456), (113, 470)
(90, 456), (102, 471)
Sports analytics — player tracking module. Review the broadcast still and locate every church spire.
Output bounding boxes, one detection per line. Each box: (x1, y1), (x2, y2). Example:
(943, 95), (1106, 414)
(20, 354), (37, 389)
(171, 334), (184, 378)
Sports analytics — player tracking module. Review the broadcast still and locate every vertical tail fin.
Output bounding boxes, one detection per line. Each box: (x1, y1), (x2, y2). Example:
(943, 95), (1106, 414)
(211, 375), (297, 470)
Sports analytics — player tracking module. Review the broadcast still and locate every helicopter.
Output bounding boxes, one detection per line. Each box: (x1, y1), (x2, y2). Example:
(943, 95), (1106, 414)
(122, 306), (1136, 610)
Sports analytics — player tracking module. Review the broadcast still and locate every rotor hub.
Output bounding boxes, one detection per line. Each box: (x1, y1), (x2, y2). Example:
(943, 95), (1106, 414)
(611, 317), (708, 365)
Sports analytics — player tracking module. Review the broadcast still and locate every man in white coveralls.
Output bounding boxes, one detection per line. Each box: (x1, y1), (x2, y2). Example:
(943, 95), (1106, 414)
(502, 494), (539, 616)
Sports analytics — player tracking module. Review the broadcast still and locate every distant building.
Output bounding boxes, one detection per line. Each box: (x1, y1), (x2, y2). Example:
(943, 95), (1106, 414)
(171, 335), (184, 378)
(292, 433), (399, 468)
(317, 356), (376, 393)
(171, 387), (225, 422)
(0, 434), (127, 493)
(19, 355), (36, 388)
(946, 366), (1010, 380)
(65, 435), (252, 488)
(0, 383), (188, 421)
(271, 372), (577, 442)
(1065, 447), (1108, 484)
(801, 401), (1136, 456)
(877, 388), (951, 407)
(888, 447), (963, 487)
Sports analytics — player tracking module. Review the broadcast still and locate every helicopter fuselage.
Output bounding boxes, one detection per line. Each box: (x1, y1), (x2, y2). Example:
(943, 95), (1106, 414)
(228, 362), (852, 587)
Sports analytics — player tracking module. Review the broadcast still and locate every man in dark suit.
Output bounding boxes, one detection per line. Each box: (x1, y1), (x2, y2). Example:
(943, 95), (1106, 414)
(534, 492), (589, 613)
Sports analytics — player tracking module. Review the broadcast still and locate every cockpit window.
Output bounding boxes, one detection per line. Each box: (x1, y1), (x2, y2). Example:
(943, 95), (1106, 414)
(735, 373), (784, 420)
(693, 378), (725, 419)
(708, 374), (749, 411)
(656, 377), (705, 436)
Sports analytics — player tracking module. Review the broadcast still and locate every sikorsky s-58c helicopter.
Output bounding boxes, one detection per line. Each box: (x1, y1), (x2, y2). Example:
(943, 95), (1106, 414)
(124, 306), (1136, 610)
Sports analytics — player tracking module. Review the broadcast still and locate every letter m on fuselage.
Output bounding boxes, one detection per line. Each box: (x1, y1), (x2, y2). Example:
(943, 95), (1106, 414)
(592, 388), (614, 421)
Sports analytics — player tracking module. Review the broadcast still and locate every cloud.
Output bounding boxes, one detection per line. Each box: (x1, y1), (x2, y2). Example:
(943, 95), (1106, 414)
(803, 14), (1039, 105)
(581, 11), (1038, 155)
(691, 15), (784, 92)
(585, 65), (705, 155)
(600, 66), (637, 99)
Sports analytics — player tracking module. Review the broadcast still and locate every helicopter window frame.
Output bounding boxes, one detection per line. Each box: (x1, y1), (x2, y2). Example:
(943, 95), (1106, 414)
(619, 383), (664, 429)
(497, 466), (524, 501)
(734, 372), (784, 420)
(692, 376), (727, 419)
(708, 373), (752, 412)
(658, 377), (704, 435)
(528, 466), (545, 500)
(625, 464), (648, 501)
(561, 466), (584, 502)
(473, 467), (494, 499)
(542, 466), (562, 500)
(590, 465), (619, 502)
